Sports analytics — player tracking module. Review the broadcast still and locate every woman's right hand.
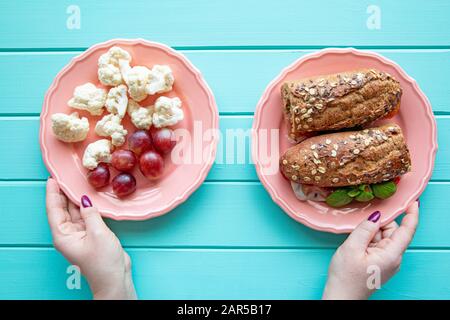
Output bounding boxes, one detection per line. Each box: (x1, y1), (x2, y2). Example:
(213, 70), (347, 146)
(46, 178), (137, 300)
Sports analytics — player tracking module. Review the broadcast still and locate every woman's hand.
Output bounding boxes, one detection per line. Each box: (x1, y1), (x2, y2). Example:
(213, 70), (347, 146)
(322, 200), (419, 300)
(46, 178), (137, 300)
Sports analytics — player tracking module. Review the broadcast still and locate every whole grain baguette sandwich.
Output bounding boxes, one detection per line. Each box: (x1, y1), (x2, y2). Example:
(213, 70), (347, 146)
(279, 123), (411, 188)
(281, 69), (402, 142)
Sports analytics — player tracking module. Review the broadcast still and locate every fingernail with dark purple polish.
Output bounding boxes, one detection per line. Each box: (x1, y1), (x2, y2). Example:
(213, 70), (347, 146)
(417, 198), (420, 208)
(81, 195), (92, 208)
(368, 210), (381, 223)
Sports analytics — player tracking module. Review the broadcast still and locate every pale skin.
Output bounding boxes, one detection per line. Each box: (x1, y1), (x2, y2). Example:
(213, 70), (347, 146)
(46, 178), (136, 299)
(323, 201), (419, 299)
(46, 177), (418, 300)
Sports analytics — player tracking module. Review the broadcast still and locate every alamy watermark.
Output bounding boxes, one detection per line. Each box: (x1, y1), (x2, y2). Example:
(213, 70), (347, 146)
(66, 265), (81, 290)
(66, 5), (81, 30)
(168, 121), (280, 175)
(366, 5), (381, 30)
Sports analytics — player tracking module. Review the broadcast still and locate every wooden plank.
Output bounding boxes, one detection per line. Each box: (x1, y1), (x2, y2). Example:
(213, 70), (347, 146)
(0, 248), (449, 299)
(0, 116), (447, 181)
(0, 116), (256, 181)
(0, 181), (446, 248)
(0, 1), (449, 48)
(1, 50), (450, 115)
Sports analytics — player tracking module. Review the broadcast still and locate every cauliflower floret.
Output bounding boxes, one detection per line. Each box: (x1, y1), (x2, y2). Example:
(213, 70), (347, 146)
(51, 112), (89, 143)
(68, 83), (106, 116)
(82, 139), (112, 170)
(147, 65), (174, 95)
(127, 100), (154, 130)
(98, 64), (123, 87)
(95, 114), (128, 146)
(98, 46), (132, 86)
(123, 66), (152, 102)
(105, 85), (128, 118)
(152, 96), (183, 128)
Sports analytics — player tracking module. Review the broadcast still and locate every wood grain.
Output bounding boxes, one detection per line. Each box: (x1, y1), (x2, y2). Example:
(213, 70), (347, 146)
(0, 181), (445, 248)
(1, 50), (449, 115)
(0, 248), (449, 299)
(0, 116), (447, 181)
(0, 1), (449, 48)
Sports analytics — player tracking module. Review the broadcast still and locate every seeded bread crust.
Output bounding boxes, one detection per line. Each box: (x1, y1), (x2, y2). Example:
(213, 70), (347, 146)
(281, 69), (402, 142)
(279, 124), (411, 187)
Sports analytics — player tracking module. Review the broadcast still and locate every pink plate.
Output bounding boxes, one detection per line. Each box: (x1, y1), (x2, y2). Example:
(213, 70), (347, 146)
(252, 48), (437, 233)
(40, 39), (219, 220)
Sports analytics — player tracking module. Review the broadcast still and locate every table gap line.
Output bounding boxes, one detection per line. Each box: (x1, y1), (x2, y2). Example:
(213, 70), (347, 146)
(0, 244), (449, 251)
(1, 45), (450, 53)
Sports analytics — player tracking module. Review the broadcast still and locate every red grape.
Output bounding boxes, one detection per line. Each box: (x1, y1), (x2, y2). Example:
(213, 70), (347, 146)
(128, 130), (153, 155)
(87, 163), (110, 188)
(150, 127), (176, 154)
(111, 150), (136, 172)
(112, 173), (136, 197)
(139, 150), (164, 180)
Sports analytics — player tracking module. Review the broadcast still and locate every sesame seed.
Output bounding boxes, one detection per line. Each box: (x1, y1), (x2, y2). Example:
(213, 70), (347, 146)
(331, 150), (337, 157)
(301, 108), (307, 114)
(311, 169), (317, 175)
(318, 167), (326, 173)
(291, 175), (298, 181)
(314, 176), (321, 181)
(282, 159), (288, 165)
(364, 139), (370, 146)
(310, 144), (316, 150)
(353, 149), (360, 155)
(333, 144), (338, 150)
(332, 178), (339, 183)
(307, 118), (313, 122)
(303, 176), (311, 182)
(303, 124), (309, 129)
(313, 151), (319, 159)
(325, 139), (331, 145)
(349, 135), (356, 139)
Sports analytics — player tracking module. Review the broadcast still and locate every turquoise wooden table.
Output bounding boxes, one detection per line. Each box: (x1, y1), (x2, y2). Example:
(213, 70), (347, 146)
(0, 0), (449, 299)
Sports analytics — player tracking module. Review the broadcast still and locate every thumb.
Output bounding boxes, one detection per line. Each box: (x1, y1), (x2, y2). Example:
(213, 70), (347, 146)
(80, 195), (108, 235)
(344, 210), (382, 251)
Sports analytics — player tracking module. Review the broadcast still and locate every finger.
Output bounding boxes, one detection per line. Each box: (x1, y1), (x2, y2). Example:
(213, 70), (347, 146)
(372, 230), (383, 244)
(344, 211), (381, 252)
(68, 200), (82, 223)
(387, 201), (419, 256)
(381, 221), (399, 239)
(79, 195), (108, 235)
(46, 178), (69, 234)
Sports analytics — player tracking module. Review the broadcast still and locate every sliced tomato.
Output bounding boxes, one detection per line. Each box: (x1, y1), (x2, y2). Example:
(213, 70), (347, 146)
(383, 102), (401, 119)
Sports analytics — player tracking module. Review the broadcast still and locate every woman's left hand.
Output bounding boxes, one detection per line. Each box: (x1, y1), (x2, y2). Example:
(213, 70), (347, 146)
(46, 177), (137, 300)
(322, 201), (419, 300)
